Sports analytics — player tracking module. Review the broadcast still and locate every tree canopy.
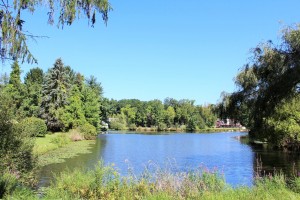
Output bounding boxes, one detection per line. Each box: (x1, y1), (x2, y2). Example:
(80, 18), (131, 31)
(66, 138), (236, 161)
(219, 25), (300, 149)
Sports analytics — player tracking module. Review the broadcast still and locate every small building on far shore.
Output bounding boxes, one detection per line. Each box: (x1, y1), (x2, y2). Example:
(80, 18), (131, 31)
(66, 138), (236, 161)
(215, 118), (242, 128)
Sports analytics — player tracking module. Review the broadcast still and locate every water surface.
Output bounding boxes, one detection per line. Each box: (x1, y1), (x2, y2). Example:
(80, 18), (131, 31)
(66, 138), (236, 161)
(39, 132), (300, 187)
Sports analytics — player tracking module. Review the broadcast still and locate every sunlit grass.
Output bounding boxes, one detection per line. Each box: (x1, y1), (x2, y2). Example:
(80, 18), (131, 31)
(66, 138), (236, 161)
(34, 162), (300, 200)
(33, 133), (62, 156)
(33, 130), (95, 167)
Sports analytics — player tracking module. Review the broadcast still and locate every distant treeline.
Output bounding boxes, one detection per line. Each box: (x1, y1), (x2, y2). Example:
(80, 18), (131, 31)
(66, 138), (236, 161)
(101, 98), (218, 131)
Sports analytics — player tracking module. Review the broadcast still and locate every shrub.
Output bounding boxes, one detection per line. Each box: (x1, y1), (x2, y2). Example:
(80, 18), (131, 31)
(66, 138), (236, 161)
(109, 121), (127, 130)
(0, 171), (18, 199)
(50, 133), (71, 147)
(18, 117), (47, 137)
(158, 122), (167, 131)
(78, 123), (98, 140)
(69, 129), (84, 142)
(128, 123), (137, 131)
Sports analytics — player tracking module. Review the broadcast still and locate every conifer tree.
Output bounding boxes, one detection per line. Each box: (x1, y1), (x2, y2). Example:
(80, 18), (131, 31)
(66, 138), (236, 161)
(40, 58), (70, 131)
(60, 85), (86, 129)
(21, 67), (44, 117)
(82, 85), (101, 129)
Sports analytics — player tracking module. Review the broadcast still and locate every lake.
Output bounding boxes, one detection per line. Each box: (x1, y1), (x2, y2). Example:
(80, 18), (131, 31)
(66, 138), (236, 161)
(38, 132), (300, 187)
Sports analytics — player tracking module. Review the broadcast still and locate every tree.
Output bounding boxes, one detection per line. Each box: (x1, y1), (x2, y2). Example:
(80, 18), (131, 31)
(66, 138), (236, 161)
(0, 90), (35, 198)
(226, 25), (300, 149)
(265, 95), (300, 149)
(121, 104), (137, 126)
(164, 106), (175, 127)
(0, 0), (112, 63)
(20, 67), (44, 117)
(3, 61), (24, 117)
(199, 105), (217, 128)
(60, 85), (86, 130)
(82, 84), (101, 129)
(86, 75), (103, 98)
(146, 100), (164, 127)
(0, 73), (9, 88)
(40, 58), (70, 131)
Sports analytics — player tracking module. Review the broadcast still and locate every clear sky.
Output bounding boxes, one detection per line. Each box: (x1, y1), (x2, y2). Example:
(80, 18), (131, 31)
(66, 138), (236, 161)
(2, 0), (300, 105)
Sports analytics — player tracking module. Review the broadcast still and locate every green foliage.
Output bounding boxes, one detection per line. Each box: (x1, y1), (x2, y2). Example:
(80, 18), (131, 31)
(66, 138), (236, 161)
(109, 113), (128, 130)
(50, 133), (71, 148)
(0, 91), (36, 198)
(186, 115), (199, 131)
(0, 170), (18, 199)
(82, 85), (101, 130)
(109, 121), (127, 130)
(86, 75), (104, 98)
(0, 0), (112, 63)
(146, 100), (165, 127)
(164, 106), (176, 127)
(9, 61), (22, 88)
(60, 85), (86, 130)
(38, 162), (300, 200)
(78, 123), (98, 140)
(20, 67), (44, 117)
(223, 25), (300, 149)
(2, 61), (25, 117)
(24, 67), (44, 85)
(265, 95), (300, 148)
(40, 58), (70, 131)
(128, 123), (137, 131)
(157, 122), (167, 131)
(18, 117), (47, 137)
(104, 98), (217, 131)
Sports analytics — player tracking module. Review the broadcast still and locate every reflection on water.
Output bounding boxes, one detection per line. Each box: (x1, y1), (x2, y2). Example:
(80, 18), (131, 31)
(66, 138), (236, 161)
(38, 132), (300, 187)
(251, 145), (300, 177)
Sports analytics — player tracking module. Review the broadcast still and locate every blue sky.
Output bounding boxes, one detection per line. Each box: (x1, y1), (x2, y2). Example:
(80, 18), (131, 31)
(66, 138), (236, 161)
(2, 0), (300, 104)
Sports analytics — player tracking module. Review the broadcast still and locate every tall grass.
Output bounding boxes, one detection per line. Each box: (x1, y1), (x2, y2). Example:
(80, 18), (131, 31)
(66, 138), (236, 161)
(5, 161), (300, 199)
(36, 161), (300, 200)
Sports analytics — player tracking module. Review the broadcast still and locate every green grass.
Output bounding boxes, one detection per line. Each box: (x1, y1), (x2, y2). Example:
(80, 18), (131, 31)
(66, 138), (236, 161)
(37, 140), (95, 167)
(33, 133), (63, 156)
(5, 161), (300, 199)
(33, 130), (95, 167)
(37, 163), (300, 199)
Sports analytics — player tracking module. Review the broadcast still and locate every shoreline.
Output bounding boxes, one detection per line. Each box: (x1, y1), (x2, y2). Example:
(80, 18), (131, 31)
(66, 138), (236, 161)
(107, 127), (247, 133)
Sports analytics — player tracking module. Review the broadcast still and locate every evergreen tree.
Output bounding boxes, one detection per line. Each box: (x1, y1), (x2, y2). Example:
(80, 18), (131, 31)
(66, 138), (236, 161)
(59, 85), (86, 129)
(82, 85), (101, 129)
(0, 73), (9, 89)
(40, 58), (70, 131)
(86, 75), (103, 98)
(3, 61), (24, 117)
(21, 67), (44, 117)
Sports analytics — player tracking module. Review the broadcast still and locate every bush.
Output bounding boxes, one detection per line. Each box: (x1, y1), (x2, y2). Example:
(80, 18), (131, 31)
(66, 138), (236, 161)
(158, 122), (167, 131)
(78, 123), (98, 140)
(18, 117), (47, 137)
(50, 133), (71, 147)
(128, 123), (137, 131)
(69, 129), (84, 142)
(0, 92), (36, 193)
(109, 121), (127, 130)
(0, 171), (18, 199)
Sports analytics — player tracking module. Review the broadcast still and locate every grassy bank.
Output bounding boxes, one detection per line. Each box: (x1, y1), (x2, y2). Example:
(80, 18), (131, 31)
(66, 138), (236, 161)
(33, 130), (96, 167)
(7, 162), (300, 200)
